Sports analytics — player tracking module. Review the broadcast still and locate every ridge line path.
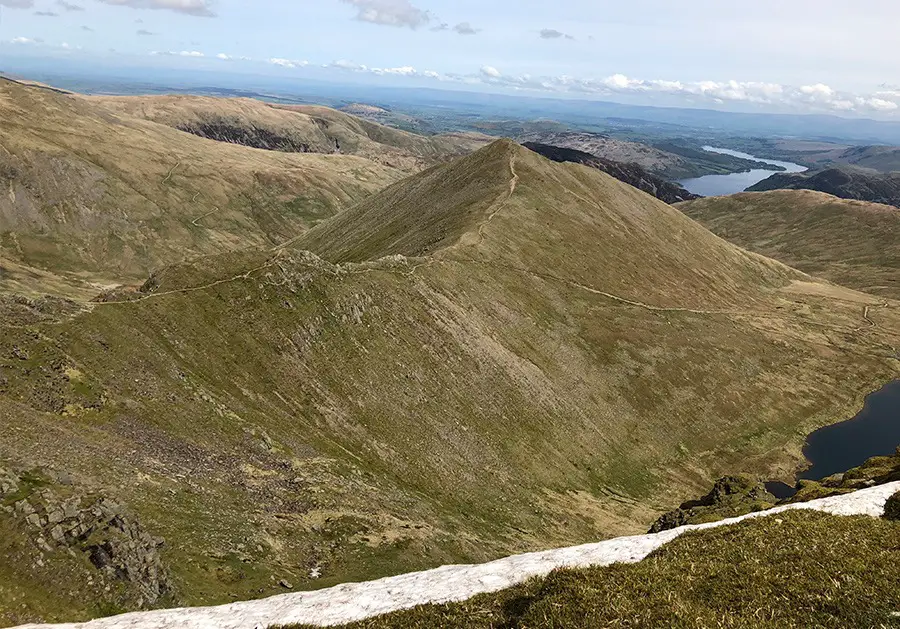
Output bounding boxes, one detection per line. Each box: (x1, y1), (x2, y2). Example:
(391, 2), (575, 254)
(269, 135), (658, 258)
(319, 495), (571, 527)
(89, 259), (280, 307)
(476, 151), (519, 245)
(14, 482), (900, 629)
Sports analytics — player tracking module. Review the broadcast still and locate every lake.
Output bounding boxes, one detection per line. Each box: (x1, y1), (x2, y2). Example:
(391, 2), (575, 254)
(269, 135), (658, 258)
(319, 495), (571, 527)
(679, 146), (808, 197)
(766, 380), (900, 499)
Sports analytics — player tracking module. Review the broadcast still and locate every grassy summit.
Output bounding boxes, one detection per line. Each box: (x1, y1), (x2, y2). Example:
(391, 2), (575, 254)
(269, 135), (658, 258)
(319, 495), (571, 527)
(678, 190), (900, 300)
(1, 139), (898, 623)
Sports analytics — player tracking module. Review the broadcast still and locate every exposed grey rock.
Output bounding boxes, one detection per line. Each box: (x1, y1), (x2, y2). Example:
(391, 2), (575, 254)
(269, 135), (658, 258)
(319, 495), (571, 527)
(884, 491), (900, 521)
(1, 467), (172, 606)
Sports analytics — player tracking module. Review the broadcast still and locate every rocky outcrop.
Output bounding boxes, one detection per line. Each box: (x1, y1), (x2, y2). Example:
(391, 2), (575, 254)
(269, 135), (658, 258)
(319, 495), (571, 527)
(885, 492), (900, 521)
(748, 167), (900, 208)
(523, 142), (700, 204)
(652, 449), (900, 533)
(176, 120), (318, 153)
(649, 476), (776, 533)
(0, 467), (171, 608)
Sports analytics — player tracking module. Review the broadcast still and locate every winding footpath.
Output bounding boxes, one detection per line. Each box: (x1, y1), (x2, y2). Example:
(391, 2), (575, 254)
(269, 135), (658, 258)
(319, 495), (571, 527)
(14, 481), (900, 629)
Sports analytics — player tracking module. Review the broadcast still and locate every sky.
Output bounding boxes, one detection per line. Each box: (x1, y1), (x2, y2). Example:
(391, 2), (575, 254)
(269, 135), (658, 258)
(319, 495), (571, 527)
(2, 0), (900, 118)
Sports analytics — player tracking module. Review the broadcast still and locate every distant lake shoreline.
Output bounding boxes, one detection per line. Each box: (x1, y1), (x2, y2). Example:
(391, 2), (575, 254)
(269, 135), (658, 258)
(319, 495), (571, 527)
(679, 146), (808, 197)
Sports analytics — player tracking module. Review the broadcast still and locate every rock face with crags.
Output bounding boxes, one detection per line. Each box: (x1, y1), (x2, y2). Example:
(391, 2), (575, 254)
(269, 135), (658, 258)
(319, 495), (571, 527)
(649, 476), (776, 533)
(0, 466), (171, 609)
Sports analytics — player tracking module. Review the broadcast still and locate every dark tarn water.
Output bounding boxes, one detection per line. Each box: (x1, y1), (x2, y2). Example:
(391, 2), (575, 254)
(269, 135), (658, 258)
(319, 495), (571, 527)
(678, 146), (808, 197)
(766, 381), (900, 499)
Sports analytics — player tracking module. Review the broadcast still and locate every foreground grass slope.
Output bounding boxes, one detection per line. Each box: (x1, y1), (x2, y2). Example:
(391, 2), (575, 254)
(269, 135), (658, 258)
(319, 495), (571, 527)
(1, 141), (898, 624)
(0, 79), (405, 297)
(678, 190), (900, 299)
(291, 510), (900, 629)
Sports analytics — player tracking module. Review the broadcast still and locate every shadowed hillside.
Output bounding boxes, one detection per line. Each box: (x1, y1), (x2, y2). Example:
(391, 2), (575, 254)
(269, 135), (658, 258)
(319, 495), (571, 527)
(522, 142), (699, 204)
(0, 78), (406, 298)
(515, 131), (780, 179)
(678, 190), (900, 299)
(748, 166), (900, 208)
(2, 140), (897, 624)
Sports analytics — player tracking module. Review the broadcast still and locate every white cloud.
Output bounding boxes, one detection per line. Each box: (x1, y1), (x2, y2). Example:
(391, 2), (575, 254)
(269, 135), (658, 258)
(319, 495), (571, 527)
(268, 58), (308, 69)
(860, 97), (898, 112)
(217, 53), (250, 61)
(453, 22), (478, 35)
(540, 28), (574, 40)
(339, 0), (429, 29)
(313, 59), (900, 116)
(10, 36), (37, 43)
(472, 71), (900, 116)
(57, 0), (83, 9)
(98, 0), (215, 17)
(151, 50), (205, 57)
(328, 59), (368, 71)
(372, 65), (416, 76)
(0, 0), (34, 7)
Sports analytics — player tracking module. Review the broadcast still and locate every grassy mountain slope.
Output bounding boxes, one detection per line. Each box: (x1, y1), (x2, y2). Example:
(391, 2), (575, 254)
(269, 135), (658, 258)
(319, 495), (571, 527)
(748, 165), (900, 208)
(91, 95), (487, 172)
(0, 78), (404, 297)
(1, 141), (898, 624)
(678, 190), (900, 299)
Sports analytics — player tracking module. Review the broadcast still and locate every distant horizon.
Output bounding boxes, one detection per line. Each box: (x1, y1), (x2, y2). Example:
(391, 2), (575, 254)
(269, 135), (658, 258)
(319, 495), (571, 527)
(2, 1), (900, 120)
(8, 56), (900, 135)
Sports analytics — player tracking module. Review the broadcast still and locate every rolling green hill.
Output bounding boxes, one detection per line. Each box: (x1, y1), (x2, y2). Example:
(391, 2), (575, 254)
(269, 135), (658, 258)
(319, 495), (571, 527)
(2, 140), (897, 625)
(678, 190), (900, 300)
(0, 79), (407, 299)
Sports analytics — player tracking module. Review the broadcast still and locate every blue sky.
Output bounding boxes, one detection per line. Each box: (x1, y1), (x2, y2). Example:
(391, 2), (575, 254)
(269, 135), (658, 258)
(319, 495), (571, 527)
(3, 0), (900, 117)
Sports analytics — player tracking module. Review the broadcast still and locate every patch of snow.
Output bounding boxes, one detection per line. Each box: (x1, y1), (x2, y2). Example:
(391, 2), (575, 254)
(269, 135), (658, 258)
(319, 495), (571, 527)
(14, 481), (900, 629)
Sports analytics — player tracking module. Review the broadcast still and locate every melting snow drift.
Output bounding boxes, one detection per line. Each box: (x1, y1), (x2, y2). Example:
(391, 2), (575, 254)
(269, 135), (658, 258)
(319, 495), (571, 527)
(14, 481), (900, 629)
